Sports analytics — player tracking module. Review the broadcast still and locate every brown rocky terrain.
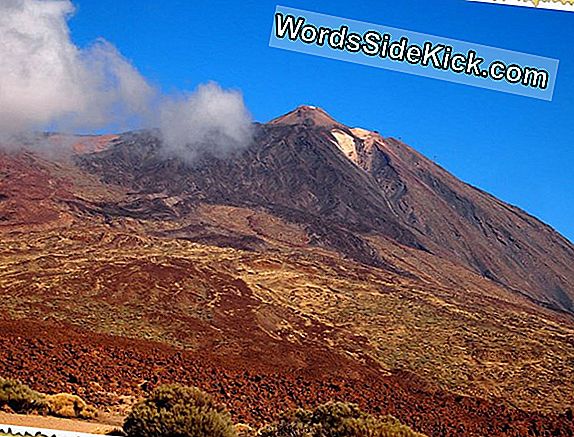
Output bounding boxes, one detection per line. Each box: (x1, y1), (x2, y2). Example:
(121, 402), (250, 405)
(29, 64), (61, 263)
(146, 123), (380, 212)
(75, 106), (574, 314)
(1, 320), (573, 437)
(1, 106), (573, 435)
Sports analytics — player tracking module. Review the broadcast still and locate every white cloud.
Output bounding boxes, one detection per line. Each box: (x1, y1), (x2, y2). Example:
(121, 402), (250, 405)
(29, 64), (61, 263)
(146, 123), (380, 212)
(0, 0), (153, 134)
(159, 83), (253, 160)
(0, 0), (253, 158)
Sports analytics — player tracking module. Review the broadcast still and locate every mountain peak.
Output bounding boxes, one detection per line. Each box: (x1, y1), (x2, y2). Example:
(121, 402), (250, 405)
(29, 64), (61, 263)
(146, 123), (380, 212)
(268, 105), (341, 128)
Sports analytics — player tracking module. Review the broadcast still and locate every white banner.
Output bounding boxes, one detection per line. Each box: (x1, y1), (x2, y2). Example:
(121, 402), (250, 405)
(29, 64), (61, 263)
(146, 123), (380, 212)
(468, 0), (574, 12)
(0, 423), (106, 437)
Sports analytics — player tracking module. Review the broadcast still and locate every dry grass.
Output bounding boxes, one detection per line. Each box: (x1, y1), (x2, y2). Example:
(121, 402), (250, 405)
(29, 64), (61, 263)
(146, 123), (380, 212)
(1, 221), (573, 415)
(45, 393), (96, 419)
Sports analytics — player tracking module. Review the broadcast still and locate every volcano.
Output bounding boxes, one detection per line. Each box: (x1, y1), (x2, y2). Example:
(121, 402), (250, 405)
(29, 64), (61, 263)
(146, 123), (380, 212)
(1, 106), (573, 436)
(75, 105), (574, 314)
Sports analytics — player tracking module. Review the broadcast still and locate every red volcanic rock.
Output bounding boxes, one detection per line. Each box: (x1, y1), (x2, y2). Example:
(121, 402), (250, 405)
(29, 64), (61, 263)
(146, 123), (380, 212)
(0, 320), (573, 436)
(70, 134), (119, 154)
(1, 106), (574, 437)
(0, 152), (73, 228)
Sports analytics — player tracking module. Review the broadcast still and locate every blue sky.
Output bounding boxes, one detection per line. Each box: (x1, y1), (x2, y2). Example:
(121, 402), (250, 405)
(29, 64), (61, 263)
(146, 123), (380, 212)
(69, 0), (574, 241)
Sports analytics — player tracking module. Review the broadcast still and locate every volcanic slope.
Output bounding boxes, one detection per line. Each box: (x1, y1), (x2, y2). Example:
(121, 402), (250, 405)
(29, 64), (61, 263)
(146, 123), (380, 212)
(0, 107), (573, 434)
(78, 106), (574, 315)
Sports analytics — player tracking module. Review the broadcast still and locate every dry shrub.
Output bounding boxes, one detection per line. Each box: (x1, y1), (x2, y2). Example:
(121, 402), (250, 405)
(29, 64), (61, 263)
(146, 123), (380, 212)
(45, 393), (96, 419)
(123, 384), (237, 437)
(0, 377), (46, 414)
(236, 423), (256, 437)
(257, 402), (426, 437)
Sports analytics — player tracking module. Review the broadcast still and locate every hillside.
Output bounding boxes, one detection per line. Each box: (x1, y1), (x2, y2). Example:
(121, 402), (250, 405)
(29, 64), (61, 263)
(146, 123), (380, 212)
(1, 106), (573, 435)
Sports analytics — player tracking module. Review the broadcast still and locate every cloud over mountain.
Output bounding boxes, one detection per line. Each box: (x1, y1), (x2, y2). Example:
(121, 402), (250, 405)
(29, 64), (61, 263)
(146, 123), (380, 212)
(0, 0), (252, 157)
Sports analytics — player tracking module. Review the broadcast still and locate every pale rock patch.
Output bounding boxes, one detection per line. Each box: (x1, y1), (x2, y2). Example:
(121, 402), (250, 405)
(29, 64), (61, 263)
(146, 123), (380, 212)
(330, 129), (358, 163)
(350, 127), (373, 139)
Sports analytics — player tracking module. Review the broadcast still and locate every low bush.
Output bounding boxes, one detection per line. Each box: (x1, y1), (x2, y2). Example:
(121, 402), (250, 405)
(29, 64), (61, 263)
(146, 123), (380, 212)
(123, 384), (237, 437)
(257, 402), (426, 437)
(236, 423), (256, 437)
(45, 393), (96, 419)
(0, 377), (46, 414)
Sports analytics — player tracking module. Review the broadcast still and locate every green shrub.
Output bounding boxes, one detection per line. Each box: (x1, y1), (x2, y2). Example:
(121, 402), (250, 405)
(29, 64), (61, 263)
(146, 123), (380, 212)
(123, 384), (237, 437)
(257, 402), (426, 437)
(0, 377), (46, 414)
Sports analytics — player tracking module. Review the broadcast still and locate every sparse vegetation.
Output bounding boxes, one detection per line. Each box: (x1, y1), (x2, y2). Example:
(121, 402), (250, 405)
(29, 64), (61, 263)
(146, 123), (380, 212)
(0, 377), (45, 414)
(45, 393), (96, 419)
(0, 377), (96, 420)
(257, 402), (425, 437)
(235, 423), (256, 437)
(123, 384), (237, 437)
(123, 386), (423, 437)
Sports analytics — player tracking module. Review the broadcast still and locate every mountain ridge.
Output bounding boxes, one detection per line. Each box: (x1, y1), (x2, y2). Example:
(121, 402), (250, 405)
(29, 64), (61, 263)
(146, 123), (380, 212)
(1, 105), (574, 433)
(69, 106), (574, 315)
